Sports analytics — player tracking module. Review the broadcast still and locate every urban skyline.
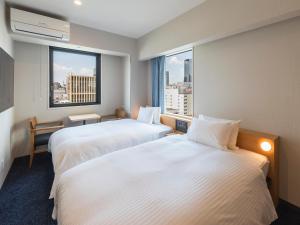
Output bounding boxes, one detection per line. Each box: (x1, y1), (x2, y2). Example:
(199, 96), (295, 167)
(165, 50), (193, 116)
(53, 50), (96, 83)
(165, 51), (192, 83)
(53, 72), (96, 104)
(52, 50), (97, 104)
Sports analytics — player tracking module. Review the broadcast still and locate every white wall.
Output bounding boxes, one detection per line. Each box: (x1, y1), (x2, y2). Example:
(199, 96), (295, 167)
(12, 22), (149, 119)
(122, 56), (131, 113)
(193, 17), (300, 206)
(0, 0), (14, 188)
(13, 42), (126, 157)
(130, 59), (149, 118)
(138, 0), (300, 60)
(69, 24), (149, 118)
(141, 0), (300, 207)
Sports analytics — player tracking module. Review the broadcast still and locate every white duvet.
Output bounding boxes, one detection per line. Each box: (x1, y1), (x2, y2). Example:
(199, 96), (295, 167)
(48, 119), (172, 199)
(55, 135), (277, 225)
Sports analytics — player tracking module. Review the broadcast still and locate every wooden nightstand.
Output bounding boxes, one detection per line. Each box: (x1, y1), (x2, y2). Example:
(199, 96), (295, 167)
(166, 130), (185, 136)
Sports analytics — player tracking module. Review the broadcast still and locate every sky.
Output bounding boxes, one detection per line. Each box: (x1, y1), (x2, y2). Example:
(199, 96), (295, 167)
(166, 50), (192, 84)
(53, 51), (96, 84)
(53, 49), (191, 85)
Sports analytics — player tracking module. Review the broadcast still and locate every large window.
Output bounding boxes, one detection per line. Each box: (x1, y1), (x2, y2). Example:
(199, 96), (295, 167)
(165, 50), (193, 116)
(49, 47), (101, 108)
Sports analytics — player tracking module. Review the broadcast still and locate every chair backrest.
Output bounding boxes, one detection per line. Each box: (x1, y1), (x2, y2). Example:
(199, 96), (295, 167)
(29, 117), (37, 131)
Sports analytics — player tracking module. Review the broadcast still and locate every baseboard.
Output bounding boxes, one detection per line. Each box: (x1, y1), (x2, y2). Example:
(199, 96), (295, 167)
(0, 156), (14, 189)
(278, 199), (300, 213)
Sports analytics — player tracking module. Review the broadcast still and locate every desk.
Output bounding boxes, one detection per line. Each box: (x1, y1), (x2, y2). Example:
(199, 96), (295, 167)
(69, 113), (101, 125)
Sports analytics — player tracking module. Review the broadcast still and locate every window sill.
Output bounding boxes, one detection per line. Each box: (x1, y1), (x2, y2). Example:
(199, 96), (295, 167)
(47, 103), (101, 110)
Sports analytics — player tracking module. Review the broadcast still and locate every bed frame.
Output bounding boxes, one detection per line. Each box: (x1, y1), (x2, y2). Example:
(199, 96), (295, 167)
(161, 114), (279, 206)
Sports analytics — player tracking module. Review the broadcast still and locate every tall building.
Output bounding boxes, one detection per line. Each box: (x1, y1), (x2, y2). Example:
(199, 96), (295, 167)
(184, 59), (192, 83)
(165, 87), (179, 114)
(53, 82), (68, 103)
(178, 94), (193, 116)
(165, 71), (170, 86)
(67, 73), (96, 103)
(165, 85), (193, 116)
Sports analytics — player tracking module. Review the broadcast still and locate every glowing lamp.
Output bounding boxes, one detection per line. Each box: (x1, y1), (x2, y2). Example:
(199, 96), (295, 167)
(74, 0), (82, 6)
(260, 141), (272, 152)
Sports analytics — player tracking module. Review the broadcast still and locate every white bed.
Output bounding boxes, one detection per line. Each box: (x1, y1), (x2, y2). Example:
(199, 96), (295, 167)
(48, 119), (172, 199)
(55, 135), (277, 225)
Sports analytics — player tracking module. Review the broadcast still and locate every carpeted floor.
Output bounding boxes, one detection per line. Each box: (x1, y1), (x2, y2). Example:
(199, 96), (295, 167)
(0, 153), (56, 225)
(0, 153), (299, 225)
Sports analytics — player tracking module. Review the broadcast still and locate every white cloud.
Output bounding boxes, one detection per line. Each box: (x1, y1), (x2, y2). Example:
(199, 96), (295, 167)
(53, 64), (94, 76)
(169, 56), (183, 65)
(54, 63), (73, 72)
(79, 67), (94, 75)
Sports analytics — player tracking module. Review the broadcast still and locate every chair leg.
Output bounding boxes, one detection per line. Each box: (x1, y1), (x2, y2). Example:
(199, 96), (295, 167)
(29, 147), (34, 168)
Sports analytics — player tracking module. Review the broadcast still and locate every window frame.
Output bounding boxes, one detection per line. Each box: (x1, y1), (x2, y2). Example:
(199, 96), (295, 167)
(164, 49), (194, 118)
(49, 46), (101, 108)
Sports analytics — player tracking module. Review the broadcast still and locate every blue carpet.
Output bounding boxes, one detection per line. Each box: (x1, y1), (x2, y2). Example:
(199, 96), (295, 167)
(0, 153), (56, 225)
(0, 152), (299, 225)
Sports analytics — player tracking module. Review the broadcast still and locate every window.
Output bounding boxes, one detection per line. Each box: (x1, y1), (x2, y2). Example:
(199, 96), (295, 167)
(49, 47), (101, 107)
(165, 50), (193, 116)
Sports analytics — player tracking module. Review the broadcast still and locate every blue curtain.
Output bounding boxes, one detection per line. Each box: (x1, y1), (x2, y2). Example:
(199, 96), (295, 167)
(151, 56), (165, 112)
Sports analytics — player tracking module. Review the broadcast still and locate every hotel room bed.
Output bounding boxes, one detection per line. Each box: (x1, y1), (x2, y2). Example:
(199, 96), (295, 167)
(48, 118), (172, 199)
(54, 135), (277, 225)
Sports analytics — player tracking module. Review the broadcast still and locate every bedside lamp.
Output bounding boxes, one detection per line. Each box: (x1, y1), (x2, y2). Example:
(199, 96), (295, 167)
(260, 141), (272, 152)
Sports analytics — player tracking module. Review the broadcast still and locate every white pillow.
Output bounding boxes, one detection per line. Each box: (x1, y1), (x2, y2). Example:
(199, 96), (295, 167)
(199, 114), (241, 150)
(187, 117), (232, 150)
(137, 107), (154, 124)
(146, 106), (161, 124)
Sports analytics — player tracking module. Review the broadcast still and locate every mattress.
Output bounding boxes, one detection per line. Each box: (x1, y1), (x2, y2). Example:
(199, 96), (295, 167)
(48, 119), (172, 199)
(55, 135), (277, 225)
(235, 148), (270, 178)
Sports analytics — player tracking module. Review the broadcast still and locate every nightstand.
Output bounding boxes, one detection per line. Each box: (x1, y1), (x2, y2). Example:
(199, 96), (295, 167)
(166, 130), (185, 136)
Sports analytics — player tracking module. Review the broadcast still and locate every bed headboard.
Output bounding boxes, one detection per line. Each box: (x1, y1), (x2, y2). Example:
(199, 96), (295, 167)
(160, 114), (191, 130)
(161, 114), (279, 206)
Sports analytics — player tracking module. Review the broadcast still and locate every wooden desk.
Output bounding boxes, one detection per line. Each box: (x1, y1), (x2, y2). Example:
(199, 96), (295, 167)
(69, 113), (101, 125)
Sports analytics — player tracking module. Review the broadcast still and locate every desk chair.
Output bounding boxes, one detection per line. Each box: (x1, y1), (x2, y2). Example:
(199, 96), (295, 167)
(29, 117), (64, 168)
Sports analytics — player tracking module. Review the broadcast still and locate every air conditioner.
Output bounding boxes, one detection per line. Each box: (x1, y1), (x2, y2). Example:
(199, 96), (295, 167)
(10, 8), (70, 41)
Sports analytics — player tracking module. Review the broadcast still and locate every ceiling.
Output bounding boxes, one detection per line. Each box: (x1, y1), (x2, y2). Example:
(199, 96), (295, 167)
(7, 0), (206, 38)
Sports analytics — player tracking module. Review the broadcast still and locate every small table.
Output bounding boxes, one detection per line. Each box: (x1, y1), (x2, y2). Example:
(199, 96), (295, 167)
(69, 113), (101, 125)
(165, 130), (185, 136)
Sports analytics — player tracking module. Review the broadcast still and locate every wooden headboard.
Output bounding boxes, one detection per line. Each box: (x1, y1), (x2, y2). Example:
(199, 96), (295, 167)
(160, 114), (191, 130)
(161, 114), (279, 206)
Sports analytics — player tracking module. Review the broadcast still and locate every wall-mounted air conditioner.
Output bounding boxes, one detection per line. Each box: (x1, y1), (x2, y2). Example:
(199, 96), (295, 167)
(10, 8), (70, 41)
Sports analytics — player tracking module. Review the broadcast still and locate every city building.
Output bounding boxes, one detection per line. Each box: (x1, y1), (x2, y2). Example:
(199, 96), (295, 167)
(184, 59), (192, 82)
(165, 71), (170, 86)
(178, 93), (193, 115)
(165, 84), (193, 116)
(165, 57), (193, 116)
(53, 82), (68, 103)
(67, 73), (96, 103)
